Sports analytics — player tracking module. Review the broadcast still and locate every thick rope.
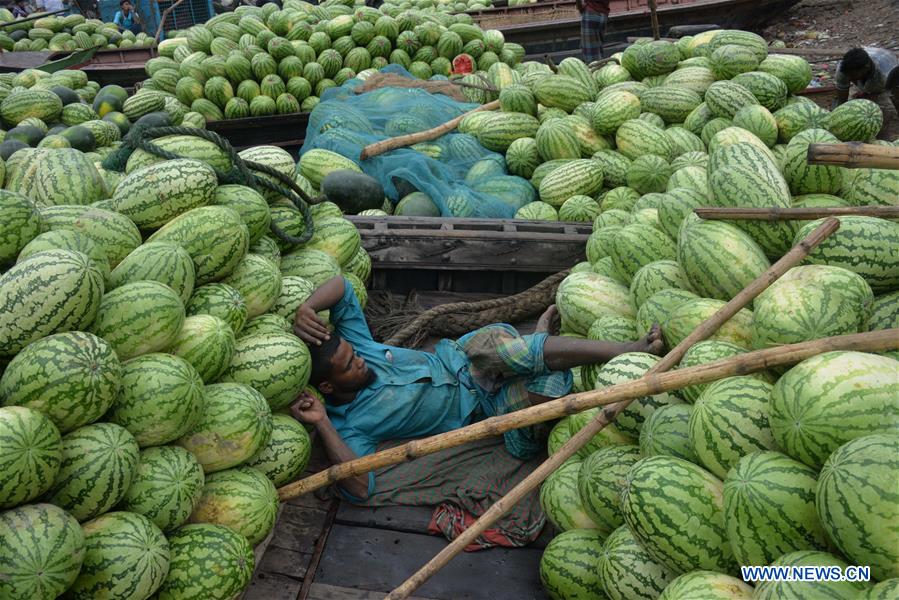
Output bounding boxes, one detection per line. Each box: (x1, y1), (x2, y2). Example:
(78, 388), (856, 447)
(384, 270), (570, 348)
(102, 124), (316, 245)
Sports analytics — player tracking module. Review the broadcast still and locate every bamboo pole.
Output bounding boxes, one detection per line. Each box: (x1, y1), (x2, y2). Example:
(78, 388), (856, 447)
(359, 100), (500, 160)
(278, 219), (841, 502)
(647, 0), (661, 40)
(384, 218), (841, 599)
(807, 142), (899, 169)
(695, 206), (899, 220)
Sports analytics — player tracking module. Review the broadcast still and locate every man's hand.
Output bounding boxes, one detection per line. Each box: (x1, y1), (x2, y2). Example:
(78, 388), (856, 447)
(293, 304), (331, 345)
(289, 391), (327, 424)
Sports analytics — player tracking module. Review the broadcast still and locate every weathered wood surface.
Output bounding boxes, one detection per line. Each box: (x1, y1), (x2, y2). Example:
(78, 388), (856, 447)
(316, 525), (550, 600)
(308, 583), (437, 600)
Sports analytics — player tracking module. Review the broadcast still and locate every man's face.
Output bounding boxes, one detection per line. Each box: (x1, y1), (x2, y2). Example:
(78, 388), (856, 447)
(122, 2), (132, 11)
(321, 338), (374, 400)
(844, 64), (870, 82)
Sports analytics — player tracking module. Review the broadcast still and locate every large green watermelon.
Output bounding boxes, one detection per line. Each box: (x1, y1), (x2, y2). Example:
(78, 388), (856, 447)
(540, 528), (608, 600)
(220, 332), (311, 410)
(245, 413), (312, 487)
(0, 407), (61, 509)
(188, 466), (278, 546)
(577, 444), (641, 535)
(597, 525), (676, 600)
(754, 550), (872, 599)
(658, 571), (753, 599)
(540, 459), (598, 532)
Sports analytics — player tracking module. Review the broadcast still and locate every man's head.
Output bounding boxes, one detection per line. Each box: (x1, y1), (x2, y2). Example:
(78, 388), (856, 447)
(120, 0), (132, 11)
(308, 334), (374, 402)
(841, 48), (873, 81)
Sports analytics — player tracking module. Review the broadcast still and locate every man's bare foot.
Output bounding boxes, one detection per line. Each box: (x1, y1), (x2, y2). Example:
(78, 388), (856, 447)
(629, 323), (665, 356)
(536, 304), (560, 335)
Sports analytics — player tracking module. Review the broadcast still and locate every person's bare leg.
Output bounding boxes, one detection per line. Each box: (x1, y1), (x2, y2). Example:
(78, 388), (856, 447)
(542, 323), (665, 371)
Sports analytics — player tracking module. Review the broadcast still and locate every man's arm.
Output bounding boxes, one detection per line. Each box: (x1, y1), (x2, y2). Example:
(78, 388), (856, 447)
(289, 392), (371, 499)
(293, 276), (345, 345)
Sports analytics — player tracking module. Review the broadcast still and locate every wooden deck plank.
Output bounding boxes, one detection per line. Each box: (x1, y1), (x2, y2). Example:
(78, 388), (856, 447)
(307, 583), (437, 600)
(243, 571), (304, 600)
(334, 504), (434, 534)
(257, 546), (313, 581)
(315, 525), (550, 600)
(268, 504), (331, 555)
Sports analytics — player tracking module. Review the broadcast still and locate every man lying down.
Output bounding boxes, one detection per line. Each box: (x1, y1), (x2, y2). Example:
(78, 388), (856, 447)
(289, 275), (663, 547)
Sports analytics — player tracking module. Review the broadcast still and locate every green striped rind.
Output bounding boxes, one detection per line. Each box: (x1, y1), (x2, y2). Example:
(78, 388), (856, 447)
(658, 571), (753, 599)
(477, 112), (539, 152)
(177, 382), (273, 473)
(857, 579), (899, 599)
(594, 353), (684, 438)
(118, 446), (205, 533)
(168, 314), (236, 383)
(592, 152), (632, 189)
(556, 272), (636, 336)
(280, 248), (341, 287)
(298, 148), (361, 189)
(271, 275), (316, 321)
(657, 187), (705, 240)
(639, 86), (701, 124)
(826, 98), (883, 142)
(155, 524), (254, 600)
(540, 529), (608, 600)
(189, 466), (278, 546)
(535, 118), (582, 162)
(538, 159), (604, 207)
(758, 54), (814, 94)
(677, 340), (752, 402)
(251, 236), (282, 268)
(769, 351), (898, 468)
(732, 105), (778, 148)
(709, 43), (760, 79)
(783, 128), (844, 194)
(147, 206), (250, 285)
(559, 196), (600, 222)
(723, 450), (827, 567)
(666, 166), (708, 195)
(639, 404), (698, 463)
(213, 185), (271, 245)
(794, 216), (899, 293)
(677, 217), (770, 303)
(0, 250), (104, 357)
(540, 460), (598, 531)
(608, 223), (677, 284)
(125, 135), (233, 174)
(10, 148), (107, 208)
(626, 155), (671, 194)
(587, 315), (638, 343)
(842, 167), (899, 207)
(109, 241), (196, 305)
(689, 376), (777, 478)
(238, 145), (297, 204)
(240, 314), (292, 339)
(187, 283), (248, 334)
(868, 291), (899, 331)
(108, 354), (205, 448)
(245, 414), (311, 487)
(663, 66), (716, 95)
(665, 127), (706, 158)
(590, 90), (641, 135)
(0, 407), (60, 509)
(620, 455), (738, 574)
(306, 217), (362, 267)
(754, 550), (871, 600)
(567, 409), (636, 458)
(345, 272), (368, 310)
(1, 331), (120, 434)
(18, 230), (110, 283)
(0, 89), (63, 125)
(0, 190), (41, 264)
(47, 422), (140, 522)
(683, 102), (714, 135)
(112, 159), (218, 229)
(636, 288), (700, 337)
(629, 260), (692, 308)
(751, 265), (873, 350)
(123, 92), (165, 121)
(533, 74), (595, 113)
(616, 119), (674, 160)
(90, 280), (186, 361)
(705, 80), (759, 118)
(221, 333), (311, 410)
(666, 298), (754, 350)
(774, 101), (830, 143)
(269, 205), (307, 253)
(577, 444), (641, 534)
(0, 503), (84, 600)
(816, 434), (899, 581)
(731, 71), (789, 111)
(39, 205), (142, 267)
(598, 525), (676, 600)
(65, 511), (170, 600)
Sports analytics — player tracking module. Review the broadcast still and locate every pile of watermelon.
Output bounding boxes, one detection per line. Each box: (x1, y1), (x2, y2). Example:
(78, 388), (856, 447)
(379, 0), (496, 14)
(0, 11), (154, 52)
(0, 130), (374, 597)
(138, 0), (523, 122)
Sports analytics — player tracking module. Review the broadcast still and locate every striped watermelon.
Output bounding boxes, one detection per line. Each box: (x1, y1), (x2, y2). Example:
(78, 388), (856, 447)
(238, 146), (297, 204)
(616, 119), (675, 161)
(212, 185), (271, 245)
(590, 90), (641, 135)
(125, 135), (233, 174)
(666, 166), (708, 195)
(783, 128), (844, 194)
(477, 112), (539, 152)
(751, 265), (873, 350)
(499, 84), (537, 115)
(689, 376), (777, 478)
(638, 403), (698, 463)
(665, 298), (754, 350)
(9, 148), (107, 208)
(299, 148), (361, 188)
(540, 459), (598, 531)
(732, 105), (778, 147)
(280, 248), (341, 287)
(0, 407), (60, 509)
(91, 280), (185, 361)
(0, 190), (41, 265)
(540, 529), (608, 600)
(538, 160), (604, 207)
(598, 525), (676, 600)
(593, 353), (684, 438)
(608, 223), (677, 284)
(636, 288), (700, 337)
(0, 88), (63, 125)
(723, 450), (827, 566)
(109, 241), (196, 305)
(271, 275), (316, 322)
(826, 98), (883, 142)
(65, 511), (170, 600)
(245, 413), (312, 487)
(187, 283), (248, 334)
(119, 445), (205, 533)
(189, 466), (278, 546)
(0, 503), (85, 600)
(676, 340), (754, 403)
(774, 101), (830, 143)
(17, 230), (111, 284)
(506, 138), (541, 179)
(0, 332), (120, 434)
(559, 196), (600, 222)
(0, 250), (103, 357)
(626, 155), (671, 194)
(794, 216), (899, 293)
(658, 571), (753, 599)
(709, 43), (760, 79)
(868, 291), (899, 332)
(577, 444), (641, 534)
(620, 455), (737, 574)
(112, 159), (218, 229)
(535, 118), (581, 162)
(758, 54), (813, 94)
(858, 580), (899, 599)
(587, 315), (638, 343)
(306, 217), (362, 267)
(251, 236), (282, 268)
(108, 354), (205, 448)
(707, 29), (768, 61)
(38, 206), (139, 267)
(221, 333), (311, 410)
(177, 382), (273, 473)
(683, 102), (714, 135)
(556, 272), (636, 336)
(677, 216), (771, 303)
(147, 206), (249, 285)
(663, 67), (716, 95)
(154, 524), (254, 600)
(754, 550), (871, 600)
(47, 422), (140, 522)
(167, 315), (236, 384)
(639, 86), (702, 124)
(769, 351), (898, 468)
(665, 128), (706, 158)
(657, 188), (705, 240)
(592, 152), (632, 190)
(533, 74), (594, 113)
(732, 71), (789, 111)
(842, 167), (899, 206)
